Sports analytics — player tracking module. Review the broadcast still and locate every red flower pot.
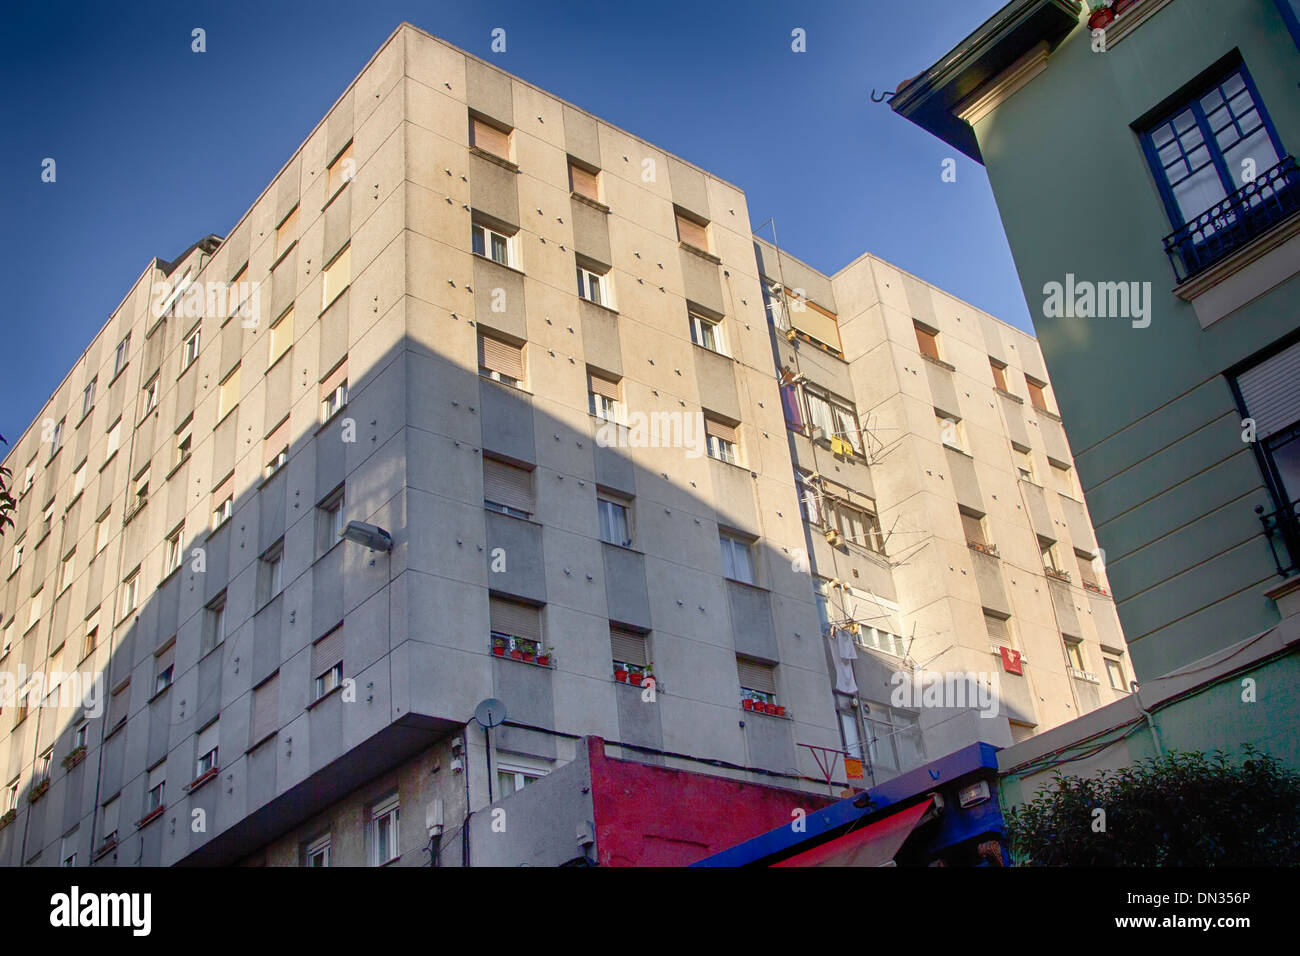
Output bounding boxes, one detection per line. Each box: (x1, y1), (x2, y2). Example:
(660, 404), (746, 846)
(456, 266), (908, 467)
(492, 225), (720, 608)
(742, 699), (754, 711)
(522, 652), (536, 663)
(537, 655), (551, 667)
(1088, 8), (1115, 29)
(510, 650), (524, 661)
(615, 669), (628, 683)
(492, 646), (505, 657)
(629, 673), (643, 686)
(775, 705), (787, 717)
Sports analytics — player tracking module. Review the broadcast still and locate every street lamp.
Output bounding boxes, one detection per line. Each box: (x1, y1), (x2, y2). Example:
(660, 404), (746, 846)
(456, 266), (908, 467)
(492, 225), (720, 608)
(339, 520), (393, 552)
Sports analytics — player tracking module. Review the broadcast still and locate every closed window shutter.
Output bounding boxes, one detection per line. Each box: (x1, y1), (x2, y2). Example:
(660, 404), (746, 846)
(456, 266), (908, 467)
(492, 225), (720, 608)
(155, 642), (175, 677)
(265, 417), (290, 462)
(1237, 340), (1300, 439)
(569, 163), (599, 201)
(961, 511), (985, 543)
(915, 325), (940, 360)
(610, 627), (647, 666)
(675, 212), (709, 250)
(705, 419), (738, 444)
(320, 360), (348, 400)
(212, 474), (234, 510)
(312, 626), (344, 677)
(483, 458), (534, 514)
(588, 372), (619, 400)
(985, 614), (1010, 647)
(471, 118), (511, 158)
(109, 685), (130, 727)
(478, 334), (524, 380)
(790, 298), (842, 351)
(1026, 379), (1048, 410)
(102, 798), (119, 835)
(196, 721), (219, 759)
(489, 598), (540, 642)
(737, 658), (775, 694)
(251, 674), (278, 744)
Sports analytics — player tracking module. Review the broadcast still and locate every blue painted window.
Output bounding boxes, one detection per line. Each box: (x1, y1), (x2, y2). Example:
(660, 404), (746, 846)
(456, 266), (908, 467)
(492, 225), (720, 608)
(1142, 64), (1285, 228)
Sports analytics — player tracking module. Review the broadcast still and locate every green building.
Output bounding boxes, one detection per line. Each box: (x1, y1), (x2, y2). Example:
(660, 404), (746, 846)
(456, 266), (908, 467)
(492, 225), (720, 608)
(891, 0), (1300, 806)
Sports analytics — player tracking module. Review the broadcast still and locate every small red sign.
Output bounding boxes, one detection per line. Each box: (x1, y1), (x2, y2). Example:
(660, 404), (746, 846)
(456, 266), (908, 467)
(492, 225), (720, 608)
(844, 758), (864, 780)
(1000, 646), (1023, 675)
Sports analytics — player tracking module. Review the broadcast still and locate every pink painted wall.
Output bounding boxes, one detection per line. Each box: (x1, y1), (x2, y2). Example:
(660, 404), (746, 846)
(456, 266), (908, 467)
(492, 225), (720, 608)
(586, 737), (837, 867)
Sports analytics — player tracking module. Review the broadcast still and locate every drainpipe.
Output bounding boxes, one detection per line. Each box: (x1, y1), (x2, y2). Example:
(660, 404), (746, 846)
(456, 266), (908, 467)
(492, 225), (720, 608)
(1130, 680), (1164, 755)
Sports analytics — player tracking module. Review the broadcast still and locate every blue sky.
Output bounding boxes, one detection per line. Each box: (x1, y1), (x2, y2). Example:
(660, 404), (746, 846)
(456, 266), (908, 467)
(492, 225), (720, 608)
(0, 0), (1026, 444)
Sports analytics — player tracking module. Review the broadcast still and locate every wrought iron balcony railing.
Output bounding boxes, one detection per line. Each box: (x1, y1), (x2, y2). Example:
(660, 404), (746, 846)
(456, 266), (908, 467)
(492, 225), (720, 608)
(1163, 156), (1300, 283)
(1257, 499), (1300, 578)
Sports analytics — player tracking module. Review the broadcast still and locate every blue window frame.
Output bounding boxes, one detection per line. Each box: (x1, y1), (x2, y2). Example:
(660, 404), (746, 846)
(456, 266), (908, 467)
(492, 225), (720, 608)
(1277, 0), (1300, 51)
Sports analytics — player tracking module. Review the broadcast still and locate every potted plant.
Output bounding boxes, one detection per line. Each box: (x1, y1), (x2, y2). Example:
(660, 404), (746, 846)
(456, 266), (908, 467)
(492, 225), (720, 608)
(775, 705), (787, 718)
(521, 642), (536, 664)
(1088, 1), (1115, 29)
(615, 666), (629, 683)
(491, 637), (507, 657)
(743, 698), (754, 711)
(0, 808), (16, 831)
(537, 648), (552, 667)
(28, 778), (50, 803)
(509, 642), (524, 661)
(62, 745), (87, 770)
(628, 669), (643, 686)
(643, 663), (655, 686)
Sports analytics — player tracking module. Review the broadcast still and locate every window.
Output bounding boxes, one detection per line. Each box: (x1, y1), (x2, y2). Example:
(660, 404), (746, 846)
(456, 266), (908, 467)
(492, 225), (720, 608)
(328, 141), (355, 196)
(145, 764), (165, 815)
(60, 836), (77, 870)
(119, 571), (139, 620)
(497, 766), (546, 797)
(960, 507), (988, 549)
(674, 209), (709, 252)
(1076, 550), (1101, 590)
(1234, 338), (1300, 509)
(306, 835), (332, 867)
(1064, 638), (1086, 672)
(264, 417), (290, 478)
(228, 264), (250, 320)
(175, 427), (192, 468)
(1105, 656), (1127, 691)
(1025, 376), (1051, 413)
(312, 626), (344, 700)
(195, 721), (219, 778)
(99, 797), (119, 845)
(781, 383), (804, 431)
(95, 510), (112, 554)
(720, 532), (755, 585)
(478, 332), (524, 387)
(320, 360), (349, 421)
(914, 323), (941, 361)
(705, 418), (739, 465)
(10, 539), (23, 574)
(795, 470), (821, 524)
(568, 160), (600, 202)
(588, 370), (620, 422)
(107, 682), (130, 732)
(737, 656), (777, 707)
(114, 335), (131, 376)
(141, 376), (159, 416)
(804, 388), (863, 455)
(250, 673), (279, 747)
(482, 458), (534, 519)
(369, 795), (400, 866)
(181, 327), (200, 372)
(488, 597), (546, 659)
(202, 593), (226, 656)
(610, 626), (648, 676)
(1141, 64), (1288, 256)
(990, 359), (1010, 392)
(154, 641), (175, 695)
(322, 245), (351, 309)
(22, 462), (34, 495)
(576, 263), (613, 308)
(82, 377), (97, 417)
(317, 486), (345, 555)
(82, 613), (99, 659)
(71, 460), (86, 498)
(217, 365), (241, 421)
(104, 419), (120, 460)
(597, 493), (632, 547)
(2, 620), (12, 657)
(275, 206), (299, 259)
(59, 549), (76, 593)
(269, 307), (294, 367)
(74, 723), (88, 750)
(38, 748), (53, 782)
(41, 503), (54, 538)
(866, 703), (924, 773)
(469, 115), (512, 160)
(831, 498), (885, 554)
(1015, 446), (1036, 484)
(1039, 535), (1061, 572)
(258, 539), (284, 607)
(936, 411), (966, 453)
(49, 418), (65, 460)
(984, 611), (1013, 649)
(29, 588), (44, 629)
(688, 311), (725, 354)
(6, 779), (19, 812)
(211, 474), (234, 530)
(471, 221), (516, 268)
(813, 578), (832, 635)
(163, 525), (183, 576)
(1050, 461), (1076, 498)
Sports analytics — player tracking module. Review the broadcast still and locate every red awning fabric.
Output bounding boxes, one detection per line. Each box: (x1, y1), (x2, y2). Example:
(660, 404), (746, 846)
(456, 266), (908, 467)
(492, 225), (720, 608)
(772, 797), (935, 867)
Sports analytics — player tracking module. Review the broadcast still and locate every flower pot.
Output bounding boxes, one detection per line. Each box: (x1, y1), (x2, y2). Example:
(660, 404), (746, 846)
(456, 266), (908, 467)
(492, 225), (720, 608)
(510, 650), (524, 661)
(742, 699), (754, 711)
(491, 646), (505, 657)
(522, 652), (536, 663)
(629, 673), (643, 686)
(537, 655), (551, 667)
(1088, 8), (1115, 29)
(615, 669), (628, 683)
(775, 706), (787, 717)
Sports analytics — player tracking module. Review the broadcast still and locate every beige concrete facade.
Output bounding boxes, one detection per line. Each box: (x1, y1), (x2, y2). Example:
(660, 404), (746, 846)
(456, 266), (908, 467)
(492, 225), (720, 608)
(0, 23), (1125, 867)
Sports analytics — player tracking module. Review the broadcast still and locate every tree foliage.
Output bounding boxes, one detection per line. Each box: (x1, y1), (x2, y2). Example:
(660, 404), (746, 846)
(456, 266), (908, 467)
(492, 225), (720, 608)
(1005, 746), (1300, 865)
(0, 433), (14, 537)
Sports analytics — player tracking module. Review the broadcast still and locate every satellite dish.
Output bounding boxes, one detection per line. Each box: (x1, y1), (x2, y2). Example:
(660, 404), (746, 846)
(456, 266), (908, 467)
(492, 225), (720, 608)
(474, 698), (507, 729)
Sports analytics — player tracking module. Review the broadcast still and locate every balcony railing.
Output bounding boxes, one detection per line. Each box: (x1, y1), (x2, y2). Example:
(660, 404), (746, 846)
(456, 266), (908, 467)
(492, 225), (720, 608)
(1257, 499), (1300, 578)
(1163, 156), (1300, 282)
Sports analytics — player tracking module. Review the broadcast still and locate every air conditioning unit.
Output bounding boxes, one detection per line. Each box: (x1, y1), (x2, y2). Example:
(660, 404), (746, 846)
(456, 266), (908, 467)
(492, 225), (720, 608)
(784, 327), (798, 342)
(824, 528), (842, 547)
(809, 425), (825, 441)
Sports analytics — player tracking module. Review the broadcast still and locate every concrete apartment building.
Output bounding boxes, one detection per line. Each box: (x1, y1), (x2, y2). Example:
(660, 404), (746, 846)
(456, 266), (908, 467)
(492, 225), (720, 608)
(0, 22), (1123, 868)
(890, 0), (1300, 808)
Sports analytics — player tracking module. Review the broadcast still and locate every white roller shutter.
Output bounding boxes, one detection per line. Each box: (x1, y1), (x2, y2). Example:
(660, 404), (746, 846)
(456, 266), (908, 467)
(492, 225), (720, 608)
(1237, 340), (1300, 440)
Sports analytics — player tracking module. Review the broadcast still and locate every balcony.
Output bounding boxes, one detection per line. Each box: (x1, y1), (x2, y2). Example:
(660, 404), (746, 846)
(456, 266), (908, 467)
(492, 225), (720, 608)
(1163, 156), (1300, 283)
(1258, 499), (1300, 578)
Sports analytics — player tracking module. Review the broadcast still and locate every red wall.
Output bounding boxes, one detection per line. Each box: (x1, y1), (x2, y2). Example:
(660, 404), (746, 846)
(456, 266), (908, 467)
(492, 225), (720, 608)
(587, 737), (837, 866)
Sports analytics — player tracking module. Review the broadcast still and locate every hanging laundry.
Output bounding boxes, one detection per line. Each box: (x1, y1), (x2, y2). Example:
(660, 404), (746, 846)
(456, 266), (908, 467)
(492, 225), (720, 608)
(832, 626), (859, 695)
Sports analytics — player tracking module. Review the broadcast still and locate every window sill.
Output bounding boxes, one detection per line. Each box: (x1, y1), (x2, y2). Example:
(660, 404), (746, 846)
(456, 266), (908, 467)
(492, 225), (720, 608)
(491, 651), (555, 669)
(321, 181), (350, 213)
(267, 347), (292, 375)
(478, 373), (532, 397)
(921, 353), (957, 373)
(706, 453), (749, 472)
(185, 767), (219, 793)
(92, 837), (118, 861)
(246, 732), (277, 756)
(65, 488), (85, 511)
(1173, 208), (1300, 329)
(469, 146), (520, 173)
(690, 341), (732, 361)
(137, 806), (165, 830)
(321, 283), (350, 316)
(107, 362), (130, 389)
(967, 541), (1000, 558)
(578, 297), (619, 316)
(994, 387), (1023, 404)
(104, 718), (127, 742)
(178, 360), (197, 381)
(679, 241), (721, 265)
(258, 465), (287, 490)
(198, 641), (223, 665)
(148, 683), (172, 705)
(471, 252), (527, 278)
(1033, 407), (1063, 424)
(166, 456), (191, 482)
(942, 443), (972, 458)
(1094, 0), (1175, 49)
(306, 684), (344, 711)
(271, 240), (298, 272)
(724, 577), (767, 593)
(571, 192), (609, 214)
(316, 404), (350, 435)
